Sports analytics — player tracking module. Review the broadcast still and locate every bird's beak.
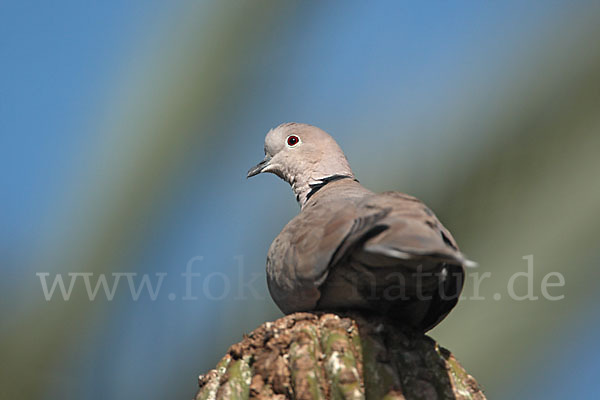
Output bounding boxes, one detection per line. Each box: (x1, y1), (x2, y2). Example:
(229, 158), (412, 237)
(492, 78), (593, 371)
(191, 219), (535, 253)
(247, 155), (271, 178)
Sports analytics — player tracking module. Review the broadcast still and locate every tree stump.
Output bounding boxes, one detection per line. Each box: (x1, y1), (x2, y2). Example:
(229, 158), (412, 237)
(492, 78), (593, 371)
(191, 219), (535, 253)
(195, 312), (485, 400)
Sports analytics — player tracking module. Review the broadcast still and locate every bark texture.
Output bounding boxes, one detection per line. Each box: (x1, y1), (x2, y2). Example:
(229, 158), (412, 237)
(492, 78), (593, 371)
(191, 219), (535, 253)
(196, 312), (485, 400)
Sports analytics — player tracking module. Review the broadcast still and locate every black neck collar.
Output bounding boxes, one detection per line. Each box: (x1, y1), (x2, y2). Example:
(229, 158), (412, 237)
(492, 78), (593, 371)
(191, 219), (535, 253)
(305, 174), (357, 202)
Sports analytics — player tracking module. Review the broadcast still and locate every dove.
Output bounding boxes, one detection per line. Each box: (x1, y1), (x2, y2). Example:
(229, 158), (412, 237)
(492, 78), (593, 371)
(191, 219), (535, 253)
(247, 123), (472, 331)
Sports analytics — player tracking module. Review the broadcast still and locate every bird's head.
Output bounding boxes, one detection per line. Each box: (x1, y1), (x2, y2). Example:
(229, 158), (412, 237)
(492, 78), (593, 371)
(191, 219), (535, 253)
(247, 123), (354, 191)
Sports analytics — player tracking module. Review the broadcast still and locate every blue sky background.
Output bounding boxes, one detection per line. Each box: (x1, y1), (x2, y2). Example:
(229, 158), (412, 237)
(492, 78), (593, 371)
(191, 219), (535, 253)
(2, 1), (600, 399)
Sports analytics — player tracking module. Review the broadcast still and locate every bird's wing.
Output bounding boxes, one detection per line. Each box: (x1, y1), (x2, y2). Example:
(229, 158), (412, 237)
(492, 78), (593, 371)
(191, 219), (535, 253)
(358, 191), (474, 267)
(267, 201), (390, 313)
(349, 192), (469, 331)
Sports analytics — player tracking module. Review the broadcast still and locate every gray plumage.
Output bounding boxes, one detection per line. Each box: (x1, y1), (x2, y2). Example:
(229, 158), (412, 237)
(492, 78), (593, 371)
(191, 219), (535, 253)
(248, 123), (471, 331)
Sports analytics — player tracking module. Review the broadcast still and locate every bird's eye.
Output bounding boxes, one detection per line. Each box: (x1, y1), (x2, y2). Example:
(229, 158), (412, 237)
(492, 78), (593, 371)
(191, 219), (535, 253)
(287, 135), (300, 147)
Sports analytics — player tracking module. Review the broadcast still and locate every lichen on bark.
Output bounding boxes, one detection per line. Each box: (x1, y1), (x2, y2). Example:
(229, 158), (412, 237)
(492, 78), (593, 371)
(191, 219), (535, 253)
(196, 312), (485, 400)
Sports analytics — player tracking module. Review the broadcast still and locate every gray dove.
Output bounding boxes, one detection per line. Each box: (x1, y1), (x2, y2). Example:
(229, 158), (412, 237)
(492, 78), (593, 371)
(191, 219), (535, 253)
(247, 123), (472, 331)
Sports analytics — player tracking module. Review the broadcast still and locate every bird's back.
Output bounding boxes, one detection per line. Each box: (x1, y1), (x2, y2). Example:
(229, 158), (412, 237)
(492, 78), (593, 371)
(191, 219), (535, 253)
(266, 179), (465, 331)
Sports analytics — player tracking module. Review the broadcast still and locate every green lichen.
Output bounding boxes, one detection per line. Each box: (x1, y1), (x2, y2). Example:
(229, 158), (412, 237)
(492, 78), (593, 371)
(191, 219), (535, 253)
(289, 325), (326, 399)
(196, 355), (232, 400)
(439, 346), (476, 400)
(320, 320), (364, 400)
(360, 333), (402, 399)
(195, 313), (485, 400)
(217, 355), (252, 400)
